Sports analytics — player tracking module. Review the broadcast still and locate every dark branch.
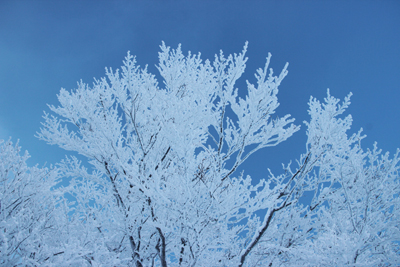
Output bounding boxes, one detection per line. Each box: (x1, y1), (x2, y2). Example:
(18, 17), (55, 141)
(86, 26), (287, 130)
(156, 227), (167, 267)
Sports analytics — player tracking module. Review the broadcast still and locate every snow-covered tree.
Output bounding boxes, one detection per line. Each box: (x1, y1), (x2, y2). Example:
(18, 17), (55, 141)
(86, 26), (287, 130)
(0, 139), (62, 265)
(243, 92), (400, 266)
(37, 43), (399, 266)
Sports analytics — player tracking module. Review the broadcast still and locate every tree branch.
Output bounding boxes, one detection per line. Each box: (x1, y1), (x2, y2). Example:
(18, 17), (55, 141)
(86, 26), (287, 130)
(156, 227), (167, 267)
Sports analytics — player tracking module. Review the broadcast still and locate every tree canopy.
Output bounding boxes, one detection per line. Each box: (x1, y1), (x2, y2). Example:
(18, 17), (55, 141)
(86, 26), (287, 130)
(2, 43), (399, 266)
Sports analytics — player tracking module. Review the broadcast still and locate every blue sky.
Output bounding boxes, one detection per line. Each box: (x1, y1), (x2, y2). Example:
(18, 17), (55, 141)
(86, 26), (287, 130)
(0, 1), (399, 180)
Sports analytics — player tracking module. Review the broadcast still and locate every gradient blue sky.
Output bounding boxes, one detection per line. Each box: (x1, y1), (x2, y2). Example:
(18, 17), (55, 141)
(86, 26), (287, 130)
(0, 1), (399, 179)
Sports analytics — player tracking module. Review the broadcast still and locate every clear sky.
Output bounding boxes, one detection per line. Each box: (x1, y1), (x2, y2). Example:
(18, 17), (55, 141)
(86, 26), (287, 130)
(0, 1), (399, 180)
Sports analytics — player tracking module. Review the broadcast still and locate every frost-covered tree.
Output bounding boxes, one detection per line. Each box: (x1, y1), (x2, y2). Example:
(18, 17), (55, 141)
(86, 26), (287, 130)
(241, 93), (400, 266)
(37, 43), (399, 266)
(0, 140), (119, 266)
(0, 139), (62, 265)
